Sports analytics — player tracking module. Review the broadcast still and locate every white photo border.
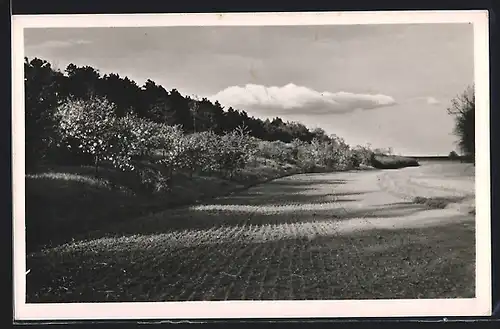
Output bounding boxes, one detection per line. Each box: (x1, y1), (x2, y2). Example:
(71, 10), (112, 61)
(12, 10), (491, 320)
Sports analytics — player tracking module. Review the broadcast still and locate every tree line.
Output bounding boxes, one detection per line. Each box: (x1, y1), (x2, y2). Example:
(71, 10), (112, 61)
(26, 56), (385, 194)
(25, 57), (335, 169)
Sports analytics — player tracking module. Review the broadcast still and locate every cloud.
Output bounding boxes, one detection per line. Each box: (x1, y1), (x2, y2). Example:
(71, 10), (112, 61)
(426, 96), (440, 105)
(26, 39), (92, 50)
(410, 96), (441, 106)
(209, 83), (396, 115)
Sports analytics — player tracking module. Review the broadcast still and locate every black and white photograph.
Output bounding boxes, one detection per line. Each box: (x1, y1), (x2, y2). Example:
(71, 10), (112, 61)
(12, 11), (491, 320)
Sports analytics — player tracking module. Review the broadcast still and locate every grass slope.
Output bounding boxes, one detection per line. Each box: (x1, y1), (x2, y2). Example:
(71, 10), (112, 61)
(25, 158), (301, 252)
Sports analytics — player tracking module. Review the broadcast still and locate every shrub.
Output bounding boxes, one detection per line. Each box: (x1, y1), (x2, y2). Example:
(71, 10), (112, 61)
(179, 131), (217, 176)
(351, 145), (374, 167)
(216, 127), (256, 178)
(256, 140), (295, 163)
(300, 135), (355, 171)
(294, 140), (317, 171)
(370, 154), (419, 169)
(329, 135), (354, 170)
(133, 163), (170, 194)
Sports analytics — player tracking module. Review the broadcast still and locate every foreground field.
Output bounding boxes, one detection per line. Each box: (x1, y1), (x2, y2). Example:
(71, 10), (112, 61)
(26, 162), (475, 302)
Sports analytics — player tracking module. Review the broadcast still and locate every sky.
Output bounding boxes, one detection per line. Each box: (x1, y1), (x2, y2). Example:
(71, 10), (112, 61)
(24, 23), (474, 156)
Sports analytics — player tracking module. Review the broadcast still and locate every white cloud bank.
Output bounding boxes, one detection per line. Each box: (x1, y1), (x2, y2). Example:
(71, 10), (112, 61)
(209, 83), (396, 115)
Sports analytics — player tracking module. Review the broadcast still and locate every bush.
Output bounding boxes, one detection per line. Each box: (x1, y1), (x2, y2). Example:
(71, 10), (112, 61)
(256, 140), (295, 164)
(370, 154), (419, 169)
(293, 140), (317, 171)
(350, 145), (374, 168)
(133, 163), (170, 194)
(146, 126), (256, 180)
(180, 131), (218, 176)
(215, 127), (256, 178)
